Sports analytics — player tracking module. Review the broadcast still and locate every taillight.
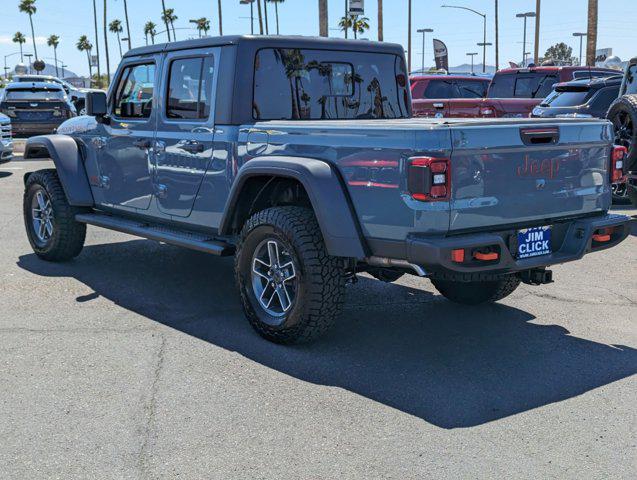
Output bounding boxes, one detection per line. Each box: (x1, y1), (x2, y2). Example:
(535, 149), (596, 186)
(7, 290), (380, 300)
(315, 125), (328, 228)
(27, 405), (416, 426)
(407, 156), (451, 201)
(611, 146), (627, 183)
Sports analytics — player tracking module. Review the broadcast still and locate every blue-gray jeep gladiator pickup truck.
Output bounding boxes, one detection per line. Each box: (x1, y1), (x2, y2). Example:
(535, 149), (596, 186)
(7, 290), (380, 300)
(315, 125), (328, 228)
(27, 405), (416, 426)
(21, 36), (630, 344)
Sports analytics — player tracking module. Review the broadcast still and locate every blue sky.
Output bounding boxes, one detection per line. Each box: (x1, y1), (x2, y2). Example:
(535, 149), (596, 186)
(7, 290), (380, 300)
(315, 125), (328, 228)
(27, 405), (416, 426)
(1, 0), (635, 77)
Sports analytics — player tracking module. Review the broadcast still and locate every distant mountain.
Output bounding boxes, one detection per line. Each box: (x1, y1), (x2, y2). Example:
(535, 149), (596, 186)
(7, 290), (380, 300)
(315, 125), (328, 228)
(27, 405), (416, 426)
(449, 63), (497, 75)
(11, 61), (78, 79)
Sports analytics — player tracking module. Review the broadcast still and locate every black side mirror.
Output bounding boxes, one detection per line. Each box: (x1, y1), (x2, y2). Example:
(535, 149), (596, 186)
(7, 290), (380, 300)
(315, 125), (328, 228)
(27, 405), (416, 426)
(86, 91), (108, 117)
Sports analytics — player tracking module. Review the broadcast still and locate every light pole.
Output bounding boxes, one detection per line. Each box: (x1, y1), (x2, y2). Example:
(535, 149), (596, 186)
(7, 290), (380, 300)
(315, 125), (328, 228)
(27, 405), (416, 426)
(240, 0), (255, 35)
(442, 5), (487, 73)
(61, 64), (68, 78)
(467, 52), (478, 74)
(25, 54), (34, 74)
(516, 12), (536, 67)
(477, 42), (492, 71)
(4, 52), (28, 80)
(416, 28), (433, 73)
(573, 32), (587, 66)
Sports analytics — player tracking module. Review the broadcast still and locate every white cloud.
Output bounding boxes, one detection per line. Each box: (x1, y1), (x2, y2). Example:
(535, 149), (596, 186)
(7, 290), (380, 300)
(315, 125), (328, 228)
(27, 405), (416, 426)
(0, 35), (48, 46)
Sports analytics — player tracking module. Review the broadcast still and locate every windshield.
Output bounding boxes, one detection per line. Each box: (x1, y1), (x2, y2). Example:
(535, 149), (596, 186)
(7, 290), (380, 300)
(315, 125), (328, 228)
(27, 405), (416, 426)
(253, 48), (410, 120)
(542, 89), (591, 107)
(488, 72), (558, 99)
(5, 88), (65, 101)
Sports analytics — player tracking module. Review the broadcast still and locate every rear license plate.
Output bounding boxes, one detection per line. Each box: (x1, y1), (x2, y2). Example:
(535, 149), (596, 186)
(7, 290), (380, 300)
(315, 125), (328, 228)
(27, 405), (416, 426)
(517, 226), (552, 259)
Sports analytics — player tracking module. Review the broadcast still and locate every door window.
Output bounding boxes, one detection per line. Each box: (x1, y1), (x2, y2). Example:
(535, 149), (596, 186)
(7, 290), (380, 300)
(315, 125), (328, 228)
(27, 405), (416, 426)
(590, 86), (620, 110)
(113, 63), (156, 118)
(166, 56), (214, 120)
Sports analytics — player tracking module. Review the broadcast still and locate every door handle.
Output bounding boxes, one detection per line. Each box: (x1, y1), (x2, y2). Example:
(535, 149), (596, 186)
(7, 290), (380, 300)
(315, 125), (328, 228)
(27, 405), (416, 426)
(133, 139), (152, 149)
(179, 141), (205, 154)
(433, 103), (445, 109)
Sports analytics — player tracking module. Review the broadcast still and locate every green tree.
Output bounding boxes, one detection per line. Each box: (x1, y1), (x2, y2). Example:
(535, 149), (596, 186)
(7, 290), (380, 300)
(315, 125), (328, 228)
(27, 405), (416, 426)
(144, 21), (157, 45)
(194, 17), (211, 37)
(544, 42), (577, 65)
(18, 0), (38, 60)
(109, 19), (124, 58)
(47, 34), (60, 77)
(162, 8), (178, 40)
(13, 32), (26, 63)
(339, 15), (369, 39)
(76, 35), (94, 81)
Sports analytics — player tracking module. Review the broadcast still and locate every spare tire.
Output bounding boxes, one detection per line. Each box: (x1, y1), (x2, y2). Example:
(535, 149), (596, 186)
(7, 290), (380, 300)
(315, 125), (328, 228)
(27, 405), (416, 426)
(607, 94), (637, 172)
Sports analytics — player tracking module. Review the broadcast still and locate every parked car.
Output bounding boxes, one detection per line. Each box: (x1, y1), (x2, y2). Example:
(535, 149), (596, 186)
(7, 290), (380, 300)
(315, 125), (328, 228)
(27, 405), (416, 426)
(0, 112), (13, 162)
(0, 82), (76, 136)
(410, 74), (490, 118)
(607, 56), (637, 206)
(13, 74), (102, 116)
(21, 36), (630, 344)
(422, 66), (619, 119)
(531, 75), (628, 203)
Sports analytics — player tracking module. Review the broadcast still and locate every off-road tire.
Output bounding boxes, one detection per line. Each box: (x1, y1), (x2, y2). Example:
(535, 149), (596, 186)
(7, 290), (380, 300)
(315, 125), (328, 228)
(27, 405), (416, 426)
(431, 275), (521, 305)
(235, 206), (346, 344)
(23, 169), (87, 262)
(607, 94), (637, 172)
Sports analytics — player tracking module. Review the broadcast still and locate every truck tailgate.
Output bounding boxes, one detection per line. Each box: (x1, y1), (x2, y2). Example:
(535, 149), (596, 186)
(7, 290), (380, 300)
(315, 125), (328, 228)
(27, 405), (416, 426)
(447, 120), (613, 232)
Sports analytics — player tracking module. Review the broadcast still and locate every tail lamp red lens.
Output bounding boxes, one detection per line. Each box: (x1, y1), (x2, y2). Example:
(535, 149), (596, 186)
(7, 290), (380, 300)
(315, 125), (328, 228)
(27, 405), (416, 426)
(407, 157), (451, 201)
(611, 146), (627, 183)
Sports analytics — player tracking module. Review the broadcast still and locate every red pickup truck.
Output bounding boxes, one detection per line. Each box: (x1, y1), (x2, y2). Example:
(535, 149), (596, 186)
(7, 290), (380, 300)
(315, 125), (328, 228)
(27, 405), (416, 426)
(412, 66), (619, 118)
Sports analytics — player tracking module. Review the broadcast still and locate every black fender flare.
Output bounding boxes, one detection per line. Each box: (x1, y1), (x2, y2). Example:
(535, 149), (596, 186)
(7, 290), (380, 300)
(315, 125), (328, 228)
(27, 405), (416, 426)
(219, 156), (367, 259)
(23, 134), (94, 207)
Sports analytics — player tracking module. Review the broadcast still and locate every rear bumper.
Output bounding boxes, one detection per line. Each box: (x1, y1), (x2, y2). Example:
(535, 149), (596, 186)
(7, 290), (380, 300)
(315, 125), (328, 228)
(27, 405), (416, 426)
(400, 213), (630, 276)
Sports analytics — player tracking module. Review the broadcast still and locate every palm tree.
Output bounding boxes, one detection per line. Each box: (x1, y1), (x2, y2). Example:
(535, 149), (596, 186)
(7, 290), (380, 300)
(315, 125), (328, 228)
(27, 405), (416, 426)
(109, 19), (124, 58)
(195, 17), (210, 38)
(586, 0), (598, 66)
(76, 35), (94, 80)
(161, 0), (171, 41)
(162, 8), (178, 40)
(18, 0), (38, 60)
(351, 16), (369, 39)
(338, 16), (353, 37)
(13, 32), (26, 63)
(103, 0), (111, 86)
(266, 0), (284, 35)
(318, 0), (328, 37)
(122, 0), (132, 50)
(256, 0), (264, 34)
(144, 21), (157, 45)
(217, 0), (223, 35)
(92, 0), (102, 88)
(47, 35), (60, 77)
(377, 0), (383, 41)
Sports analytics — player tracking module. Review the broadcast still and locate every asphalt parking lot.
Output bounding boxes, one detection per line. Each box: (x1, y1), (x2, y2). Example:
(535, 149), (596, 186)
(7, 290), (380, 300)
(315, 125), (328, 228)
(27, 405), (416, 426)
(1, 153), (636, 479)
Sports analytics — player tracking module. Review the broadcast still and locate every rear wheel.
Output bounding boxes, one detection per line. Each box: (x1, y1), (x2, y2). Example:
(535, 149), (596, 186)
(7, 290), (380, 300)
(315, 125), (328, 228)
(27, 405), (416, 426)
(235, 206), (346, 344)
(23, 169), (87, 262)
(431, 275), (521, 305)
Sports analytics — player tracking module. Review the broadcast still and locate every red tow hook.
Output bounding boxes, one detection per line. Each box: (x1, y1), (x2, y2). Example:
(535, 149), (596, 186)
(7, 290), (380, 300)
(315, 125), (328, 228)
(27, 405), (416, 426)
(592, 228), (613, 243)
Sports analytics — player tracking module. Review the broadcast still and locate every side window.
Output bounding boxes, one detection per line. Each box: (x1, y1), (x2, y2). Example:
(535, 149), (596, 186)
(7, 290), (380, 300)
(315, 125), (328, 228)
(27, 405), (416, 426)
(488, 74), (515, 98)
(166, 56), (214, 120)
(590, 86), (620, 110)
(423, 80), (453, 98)
(113, 63), (156, 119)
(454, 80), (488, 98)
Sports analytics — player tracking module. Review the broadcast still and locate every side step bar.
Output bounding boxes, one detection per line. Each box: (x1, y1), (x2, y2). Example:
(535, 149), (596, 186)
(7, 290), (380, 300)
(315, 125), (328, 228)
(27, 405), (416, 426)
(75, 213), (235, 256)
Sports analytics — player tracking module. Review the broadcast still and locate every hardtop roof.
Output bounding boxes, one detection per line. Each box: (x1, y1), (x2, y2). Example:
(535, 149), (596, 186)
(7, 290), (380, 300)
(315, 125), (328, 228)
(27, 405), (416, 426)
(123, 35), (404, 58)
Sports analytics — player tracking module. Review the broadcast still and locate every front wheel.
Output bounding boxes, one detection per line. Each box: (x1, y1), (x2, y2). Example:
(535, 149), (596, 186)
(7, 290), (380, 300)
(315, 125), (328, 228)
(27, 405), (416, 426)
(23, 169), (87, 262)
(431, 275), (521, 305)
(235, 206), (347, 344)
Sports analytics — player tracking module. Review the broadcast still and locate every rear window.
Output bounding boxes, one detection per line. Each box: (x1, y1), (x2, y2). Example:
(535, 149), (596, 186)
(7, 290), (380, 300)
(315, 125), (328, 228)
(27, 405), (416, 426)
(488, 72), (558, 99)
(626, 65), (637, 95)
(542, 89), (590, 107)
(454, 80), (488, 98)
(253, 48), (409, 120)
(5, 88), (65, 101)
(422, 79), (453, 98)
(590, 86), (620, 110)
